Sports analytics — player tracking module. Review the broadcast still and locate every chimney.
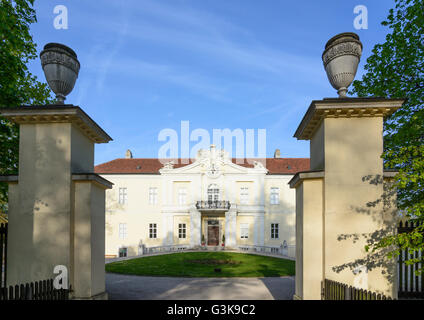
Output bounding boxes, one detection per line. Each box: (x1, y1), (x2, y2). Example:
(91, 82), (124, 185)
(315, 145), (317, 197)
(274, 149), (281, 159)
(125, 149), (133, 159)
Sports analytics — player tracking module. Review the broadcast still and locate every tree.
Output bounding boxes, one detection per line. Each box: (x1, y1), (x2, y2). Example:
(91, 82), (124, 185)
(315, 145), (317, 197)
(0, 0), (53, 213)
(351, 0), (424, 274)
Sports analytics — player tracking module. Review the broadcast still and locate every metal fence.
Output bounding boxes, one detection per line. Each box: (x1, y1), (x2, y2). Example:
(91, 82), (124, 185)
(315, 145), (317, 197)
(0, 279), (70, 300)
(397, 221), (424, 299)
(0, 223), (7, 288)
(322, 279), (393, 300)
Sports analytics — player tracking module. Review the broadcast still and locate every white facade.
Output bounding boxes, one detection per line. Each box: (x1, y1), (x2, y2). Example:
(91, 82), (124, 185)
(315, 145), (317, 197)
(98, 146), (299, 258)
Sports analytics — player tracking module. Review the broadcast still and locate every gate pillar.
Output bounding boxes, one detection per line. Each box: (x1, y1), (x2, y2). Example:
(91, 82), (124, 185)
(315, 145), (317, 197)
(0, 106), (112, 299)
(289, 98), (403, 299)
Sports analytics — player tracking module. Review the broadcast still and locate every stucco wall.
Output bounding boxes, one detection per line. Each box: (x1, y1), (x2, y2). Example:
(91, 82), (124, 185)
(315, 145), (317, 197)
(310, 122), (325, 171)
(264, 176), (296, 247)
(295, 183), (303, 299)
(302, 179), (324, 300)
(173, 215), (191, 245)
(8, 123), (72, 285)
(323, 117), (387, 292)
(104, 174), (164, 256)
(73, 181), (106, 298)
(71, 124), (94, 173)
(318, 116), (397, 297)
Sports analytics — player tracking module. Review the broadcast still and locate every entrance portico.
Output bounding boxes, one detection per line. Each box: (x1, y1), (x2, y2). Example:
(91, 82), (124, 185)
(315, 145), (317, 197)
(196, 200), (231, 247)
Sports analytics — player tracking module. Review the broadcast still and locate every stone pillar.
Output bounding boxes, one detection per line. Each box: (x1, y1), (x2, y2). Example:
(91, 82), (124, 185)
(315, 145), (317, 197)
(227, 208), (237, 248)
(289, 98), (403, 300)
(225, 209), (237, 248)
(231, 210), (237, 247)
(190, 207), (201, 247)
(0, 105), (112, 299)
(258, 214), (264, 246)
(164, 214), (174, 245)
(290, 171), (324, 300)
(252, 213), (264, 247)
(72, 174), (112, 298)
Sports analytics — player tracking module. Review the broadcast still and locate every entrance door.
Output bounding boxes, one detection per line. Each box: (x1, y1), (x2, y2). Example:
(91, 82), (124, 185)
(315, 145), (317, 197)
(207, 225), (219, 246)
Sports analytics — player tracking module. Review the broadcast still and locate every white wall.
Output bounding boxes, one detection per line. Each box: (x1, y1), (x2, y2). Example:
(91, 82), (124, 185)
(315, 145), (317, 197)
(101, 163), (296, 258)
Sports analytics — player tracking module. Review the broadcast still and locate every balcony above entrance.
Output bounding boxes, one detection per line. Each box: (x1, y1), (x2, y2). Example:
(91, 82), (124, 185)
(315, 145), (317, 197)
(195, 201), (231, 212)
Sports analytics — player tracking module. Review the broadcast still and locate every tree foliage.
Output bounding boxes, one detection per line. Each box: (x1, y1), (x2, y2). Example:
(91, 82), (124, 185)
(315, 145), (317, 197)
(0, 0), (53, 212)
(351, 0), (424, 273)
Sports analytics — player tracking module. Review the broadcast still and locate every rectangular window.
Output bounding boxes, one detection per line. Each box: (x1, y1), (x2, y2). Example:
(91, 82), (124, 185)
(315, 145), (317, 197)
(119, 247), (127, 257)
(149, 223), (157, 239)
(270, 187), (279, 205)
(240, 223), (249, 239)
(119, 223), (127, 239)
(208, 186), (219, 202)
(240, 187), (249, 204)
(178, 188), (187, 205)
(271, 223), (279, 239)
(178, 223), (186, 239)
(119, 187), (128, 204)
(149, 187), (158, 205)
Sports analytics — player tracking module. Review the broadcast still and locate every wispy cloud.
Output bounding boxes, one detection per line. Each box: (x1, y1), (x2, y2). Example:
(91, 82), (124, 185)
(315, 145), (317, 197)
(105, 58), (233, 102)
(70, 0), (329, 109)
(76, 6), (129, 105)
(96, 22), (129, 92)
(96, 0), (324, 85)
(243, 104), (289, 120)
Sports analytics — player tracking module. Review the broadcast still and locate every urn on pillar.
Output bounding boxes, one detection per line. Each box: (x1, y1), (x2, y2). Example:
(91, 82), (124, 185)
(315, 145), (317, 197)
(40, 43), (80, 104)
(322, 32), (363, 97)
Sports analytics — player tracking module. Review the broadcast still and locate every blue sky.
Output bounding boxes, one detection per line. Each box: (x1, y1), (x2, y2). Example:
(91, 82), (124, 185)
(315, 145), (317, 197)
(28, 0), (394, 165)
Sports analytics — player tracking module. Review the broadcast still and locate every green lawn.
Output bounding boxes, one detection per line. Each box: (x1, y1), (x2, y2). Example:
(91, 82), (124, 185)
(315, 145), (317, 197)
(105, 252), (295, 277)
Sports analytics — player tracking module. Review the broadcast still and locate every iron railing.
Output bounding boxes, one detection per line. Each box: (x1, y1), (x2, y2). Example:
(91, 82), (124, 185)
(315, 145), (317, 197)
(195, 201), (231, 210)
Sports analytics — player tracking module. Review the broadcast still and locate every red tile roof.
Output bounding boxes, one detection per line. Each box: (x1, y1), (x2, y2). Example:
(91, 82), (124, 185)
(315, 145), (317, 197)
(95, 158), (310, 175)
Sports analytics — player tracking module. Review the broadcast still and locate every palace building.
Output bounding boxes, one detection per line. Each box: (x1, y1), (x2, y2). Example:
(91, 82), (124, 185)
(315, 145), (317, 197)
(95, 145), (309, 258)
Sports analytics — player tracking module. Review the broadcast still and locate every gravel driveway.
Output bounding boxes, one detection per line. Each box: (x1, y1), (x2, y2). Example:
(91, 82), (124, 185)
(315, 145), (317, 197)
(106, 273), (295, 300)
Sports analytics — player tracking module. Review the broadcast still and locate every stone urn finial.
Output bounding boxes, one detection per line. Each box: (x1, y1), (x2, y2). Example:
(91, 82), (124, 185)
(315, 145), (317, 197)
(40, 43), (80, 104)
(322, 32), (363, 97)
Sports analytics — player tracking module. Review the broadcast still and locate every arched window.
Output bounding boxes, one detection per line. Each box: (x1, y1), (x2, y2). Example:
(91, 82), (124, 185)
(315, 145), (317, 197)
(207, 184), (219, 202)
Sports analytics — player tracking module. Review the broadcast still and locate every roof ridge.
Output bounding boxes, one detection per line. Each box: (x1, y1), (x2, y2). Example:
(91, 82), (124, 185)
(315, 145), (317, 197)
(98, 157), (309, 161)
(94, 158), (310, 175)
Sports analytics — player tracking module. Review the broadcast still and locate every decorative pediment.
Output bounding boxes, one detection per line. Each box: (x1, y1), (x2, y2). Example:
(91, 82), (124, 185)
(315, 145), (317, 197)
(159, 145), (268, 175)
